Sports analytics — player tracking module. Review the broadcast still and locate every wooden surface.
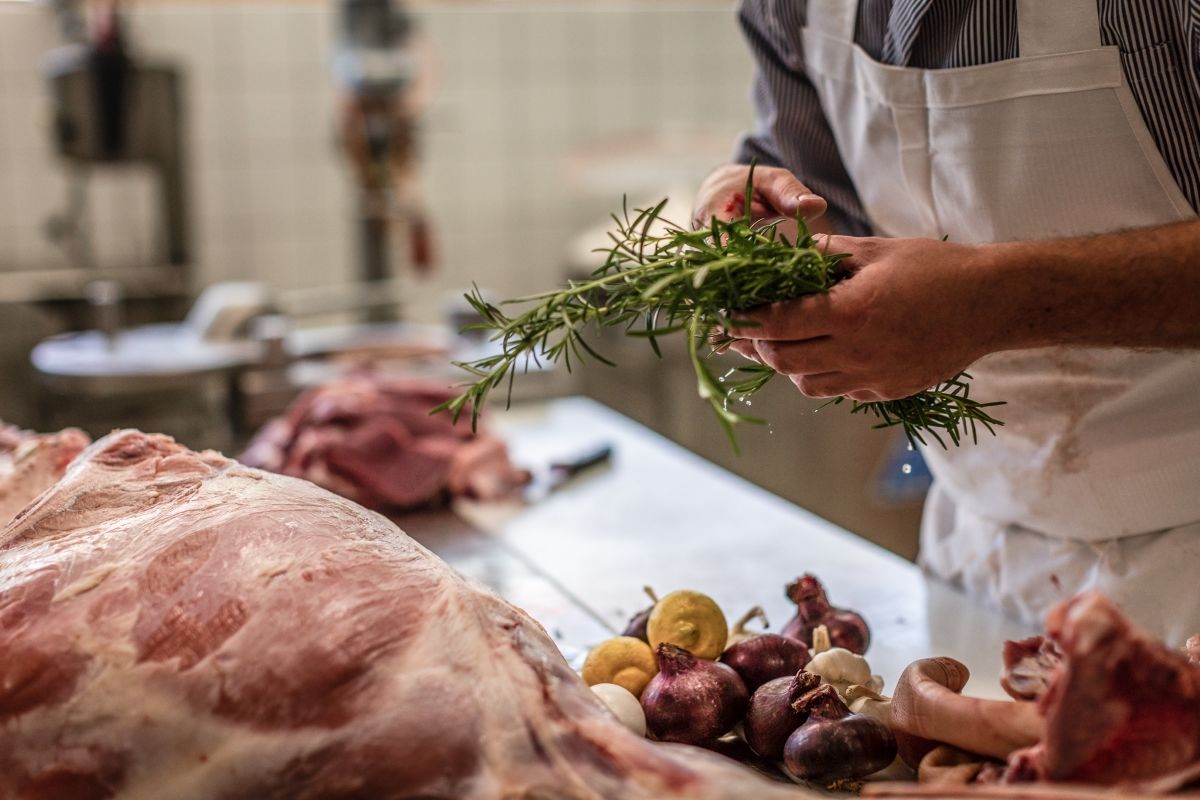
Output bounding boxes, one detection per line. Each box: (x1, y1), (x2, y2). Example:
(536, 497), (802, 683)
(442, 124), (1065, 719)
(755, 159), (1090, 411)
(398, 396), (1035, 700)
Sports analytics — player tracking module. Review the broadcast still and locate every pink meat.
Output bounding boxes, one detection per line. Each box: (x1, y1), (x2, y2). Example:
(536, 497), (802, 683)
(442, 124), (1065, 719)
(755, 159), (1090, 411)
(0, 430), (816, 799)
(1003, 592), (1200, 784)
(240, 375), (529, 510)
(999, 635), (1062, 702)
(0, 422), (90, 528)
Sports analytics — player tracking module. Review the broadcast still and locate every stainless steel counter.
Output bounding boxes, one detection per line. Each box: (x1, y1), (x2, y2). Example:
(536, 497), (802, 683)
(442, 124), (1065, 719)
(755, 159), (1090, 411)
(398, 396), (1034, 701)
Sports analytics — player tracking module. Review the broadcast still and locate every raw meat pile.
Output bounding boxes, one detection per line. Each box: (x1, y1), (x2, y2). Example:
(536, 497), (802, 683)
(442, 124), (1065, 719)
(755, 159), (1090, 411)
(240, 374), (530, 510)
(0, 429), (816, 799)
(1002, 592), (1200, 786)
(888, 591), (1200, 794)
(0, 422), (90, 527)
(4, 424), (1198, 799)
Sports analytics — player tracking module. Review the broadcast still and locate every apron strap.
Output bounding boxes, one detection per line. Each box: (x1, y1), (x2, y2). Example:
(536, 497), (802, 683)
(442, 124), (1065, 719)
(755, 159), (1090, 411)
(806, 0), (857, 43)
(1017, 0), (1102, 56)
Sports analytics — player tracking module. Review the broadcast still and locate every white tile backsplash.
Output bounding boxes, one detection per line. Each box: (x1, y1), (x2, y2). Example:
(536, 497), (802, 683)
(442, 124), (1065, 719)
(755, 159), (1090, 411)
(0, 3), (755, 310)
(0, 10), (55, 80)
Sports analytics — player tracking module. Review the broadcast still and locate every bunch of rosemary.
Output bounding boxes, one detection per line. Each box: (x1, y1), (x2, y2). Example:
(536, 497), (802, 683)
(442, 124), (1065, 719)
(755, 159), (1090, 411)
(435, 178), (1003, 450)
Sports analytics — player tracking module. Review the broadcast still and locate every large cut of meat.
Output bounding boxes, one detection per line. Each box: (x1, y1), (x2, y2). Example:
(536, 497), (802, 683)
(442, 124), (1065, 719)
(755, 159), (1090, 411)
(240, 374), (529, 511)
(0, 422), (90, 527)
(1003, 592), (1200, 785)
(0, 430), (815, 799)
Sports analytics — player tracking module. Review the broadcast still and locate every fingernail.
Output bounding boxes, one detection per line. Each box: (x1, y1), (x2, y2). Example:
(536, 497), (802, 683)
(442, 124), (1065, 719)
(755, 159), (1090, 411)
(796, 193), (823, 209)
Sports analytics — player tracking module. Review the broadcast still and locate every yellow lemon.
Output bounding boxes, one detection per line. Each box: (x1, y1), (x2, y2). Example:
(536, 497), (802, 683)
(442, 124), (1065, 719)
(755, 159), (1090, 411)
(646, 589), (727, 660)
(581, 636), (658, 697)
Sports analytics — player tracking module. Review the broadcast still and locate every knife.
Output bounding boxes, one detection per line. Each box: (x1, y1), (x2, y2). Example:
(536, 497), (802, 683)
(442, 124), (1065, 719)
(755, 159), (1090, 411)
(524, 443), (614, 502)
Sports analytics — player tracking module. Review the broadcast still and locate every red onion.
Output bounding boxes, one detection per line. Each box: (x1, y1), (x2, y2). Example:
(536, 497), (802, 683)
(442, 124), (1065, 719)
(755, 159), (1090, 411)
(743, 670), (822, 760)
(640, 643), (748, 746)
(781, 574), (870, 655)
(621, 607), (652, 642)
(621, 586), (659, 643)
(720, 633), (810, 691)
(783, 684), (897, 784)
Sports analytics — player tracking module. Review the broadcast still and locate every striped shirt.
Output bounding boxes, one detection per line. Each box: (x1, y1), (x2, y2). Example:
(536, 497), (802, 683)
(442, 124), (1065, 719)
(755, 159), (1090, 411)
(735, 1), (1200, 236)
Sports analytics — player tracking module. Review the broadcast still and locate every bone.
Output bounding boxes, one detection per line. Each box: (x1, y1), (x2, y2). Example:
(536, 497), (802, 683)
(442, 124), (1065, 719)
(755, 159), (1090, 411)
(890, 658), (1042, 765)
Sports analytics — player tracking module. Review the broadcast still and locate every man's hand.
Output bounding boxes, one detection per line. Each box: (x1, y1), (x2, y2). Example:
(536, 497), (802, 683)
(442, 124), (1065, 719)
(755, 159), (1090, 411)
(693, 163), (831, 233)
(727, 218), (1200, 402)
(727, 236), (1000, 402)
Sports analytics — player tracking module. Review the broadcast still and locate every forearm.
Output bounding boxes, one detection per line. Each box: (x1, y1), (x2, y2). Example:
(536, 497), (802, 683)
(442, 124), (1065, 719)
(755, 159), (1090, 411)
(980, 219), (1200, 352)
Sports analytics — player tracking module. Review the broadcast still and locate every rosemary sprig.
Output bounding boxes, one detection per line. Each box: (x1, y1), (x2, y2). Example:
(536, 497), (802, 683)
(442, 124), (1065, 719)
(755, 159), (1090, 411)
(434, 170), (1004, 450)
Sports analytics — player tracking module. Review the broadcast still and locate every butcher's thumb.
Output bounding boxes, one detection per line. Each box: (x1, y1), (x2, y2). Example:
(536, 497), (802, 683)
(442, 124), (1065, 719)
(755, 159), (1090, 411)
(762, 171), (827, 221)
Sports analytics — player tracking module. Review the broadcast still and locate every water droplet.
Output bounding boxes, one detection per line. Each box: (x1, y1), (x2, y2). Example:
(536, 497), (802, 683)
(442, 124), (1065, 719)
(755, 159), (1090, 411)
(906, 443), (914, 452)
(901, 464), (913, 475)
(745, 400), (752, 406)
(719, 377), (726, 383)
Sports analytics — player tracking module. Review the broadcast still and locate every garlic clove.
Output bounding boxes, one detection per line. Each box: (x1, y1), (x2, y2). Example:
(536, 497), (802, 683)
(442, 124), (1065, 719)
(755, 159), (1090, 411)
(849, 694), (892, 726)
(806, 647), (878, 700)
(725, 606), (770, 648)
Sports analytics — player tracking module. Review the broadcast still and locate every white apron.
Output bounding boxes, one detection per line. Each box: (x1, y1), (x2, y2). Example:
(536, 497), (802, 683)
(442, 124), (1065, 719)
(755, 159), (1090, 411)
(791, 0), (1200, 643)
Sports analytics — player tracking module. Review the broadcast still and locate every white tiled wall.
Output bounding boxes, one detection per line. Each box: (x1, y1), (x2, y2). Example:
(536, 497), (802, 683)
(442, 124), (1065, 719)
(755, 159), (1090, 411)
(0, 4), (924, 555)
(0, 2), (755, 320)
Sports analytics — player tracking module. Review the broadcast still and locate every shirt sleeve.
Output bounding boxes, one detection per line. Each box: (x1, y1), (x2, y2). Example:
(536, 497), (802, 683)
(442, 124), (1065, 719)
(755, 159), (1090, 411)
(732, 0), (874, 236)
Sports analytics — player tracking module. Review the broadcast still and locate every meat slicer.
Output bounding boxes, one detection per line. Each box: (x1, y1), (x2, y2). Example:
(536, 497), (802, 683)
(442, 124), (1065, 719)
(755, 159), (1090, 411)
(29, 281), (565, 450)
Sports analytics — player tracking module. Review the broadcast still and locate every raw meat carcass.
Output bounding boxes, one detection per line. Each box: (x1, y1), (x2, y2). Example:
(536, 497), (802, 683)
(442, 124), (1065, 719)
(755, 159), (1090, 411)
(0, 429), (816, 799)
(1004, 591), (1200, 785)
(890, 592), (1200, 792)
(240, 375), (529, 510)
(0, 422), (90, 527)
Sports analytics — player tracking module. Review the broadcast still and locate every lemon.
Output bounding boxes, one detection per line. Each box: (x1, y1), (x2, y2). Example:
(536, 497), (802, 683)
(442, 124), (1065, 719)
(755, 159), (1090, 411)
(646, 589), (727, 660)
(581, 636), (658, 697)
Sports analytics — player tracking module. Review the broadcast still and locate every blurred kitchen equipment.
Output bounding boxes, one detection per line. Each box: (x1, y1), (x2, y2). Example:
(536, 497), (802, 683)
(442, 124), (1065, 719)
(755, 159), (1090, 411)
(30, 279), (566, 449)
(85, 279), (124, 350)
(335, 0), (433, 322)
(31, 281), (444, 394)
(43, 0), (189, 289)
(233, 314), (296, 435)
(30, 279), (438, 449)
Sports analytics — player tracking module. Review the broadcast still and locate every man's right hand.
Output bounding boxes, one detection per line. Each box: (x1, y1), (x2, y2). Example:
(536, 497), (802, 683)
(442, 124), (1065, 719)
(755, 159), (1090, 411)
(692, 163), (831, 234)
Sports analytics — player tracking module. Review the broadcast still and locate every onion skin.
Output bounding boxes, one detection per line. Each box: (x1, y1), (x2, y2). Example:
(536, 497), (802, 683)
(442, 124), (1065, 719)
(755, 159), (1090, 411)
(720, 634), (810, 692)
(640, 643), (749, 746)
(743, 670), (822, 760)
(783, 684), (897, 784)
(622, 605), (653, 643)
(781, 574), (870, 655)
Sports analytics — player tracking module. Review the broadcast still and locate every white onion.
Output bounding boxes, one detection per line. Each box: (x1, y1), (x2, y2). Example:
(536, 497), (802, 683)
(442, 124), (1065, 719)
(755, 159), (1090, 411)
(590, 683), (647, 737)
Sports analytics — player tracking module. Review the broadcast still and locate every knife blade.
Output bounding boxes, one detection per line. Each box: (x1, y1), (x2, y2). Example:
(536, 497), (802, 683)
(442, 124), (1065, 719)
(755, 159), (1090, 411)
(524, 443), (614, 502)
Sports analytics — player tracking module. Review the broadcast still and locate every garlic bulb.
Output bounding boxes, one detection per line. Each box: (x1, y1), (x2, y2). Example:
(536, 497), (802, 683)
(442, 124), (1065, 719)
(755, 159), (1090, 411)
(590, 683), (647, 737)
(806, 647), (884, 699)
